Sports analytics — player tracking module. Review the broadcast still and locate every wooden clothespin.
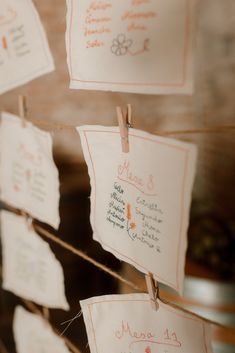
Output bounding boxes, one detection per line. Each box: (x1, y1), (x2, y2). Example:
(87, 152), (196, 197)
(18, 94), (27, 128)
(145, 272), (159, 311)
(116, 104), (132, 153)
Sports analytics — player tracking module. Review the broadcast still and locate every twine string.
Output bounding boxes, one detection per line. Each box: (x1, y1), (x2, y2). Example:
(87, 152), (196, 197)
(26, 118), (235, 136)
(1, 204), (234, 346)
(158, 296), (235, 333)
(60, 311), (82, 337)
(33, 219), (235, 334)
(35, 224), (142, 292)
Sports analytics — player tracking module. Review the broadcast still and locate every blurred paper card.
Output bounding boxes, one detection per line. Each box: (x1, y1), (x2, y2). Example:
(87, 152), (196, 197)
(77, 126), (197, 292)
(80, 294), (212, 353)
(0, 0), (54, 94)
(0, 112), (60, 228)
(66, 0), (196, 94)
(1, 211), (69, 310)
(13, 306), (71, 353)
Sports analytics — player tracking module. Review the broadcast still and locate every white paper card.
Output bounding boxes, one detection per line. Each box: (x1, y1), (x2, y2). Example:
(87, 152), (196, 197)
(0, 112), (60, 228)
(66, 0), (196, 94)
(81, 294), (212, 353)
(13, 306), (71, 353)
(0, 0), (54, 94)
(1, 211), (69, 310)
(78, 126), (197, 292)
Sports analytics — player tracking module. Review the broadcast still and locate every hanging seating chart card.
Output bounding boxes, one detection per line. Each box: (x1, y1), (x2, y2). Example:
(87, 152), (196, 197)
(1, 211), (69, 310)
(13, 306), (71, 353)
(0, 0), (54, 94)
(78, 126), (197, 292)
(0, 112), (60, 229)
(66, 0), (196, 94)
(80, 294), (213, 353)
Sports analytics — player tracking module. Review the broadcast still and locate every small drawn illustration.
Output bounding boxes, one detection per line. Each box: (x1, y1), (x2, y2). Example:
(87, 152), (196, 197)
(111, 34), (132, 56)
(0, 1), (17, 26)
(126, 203), (136, 240)
(111, 34), (149, 56)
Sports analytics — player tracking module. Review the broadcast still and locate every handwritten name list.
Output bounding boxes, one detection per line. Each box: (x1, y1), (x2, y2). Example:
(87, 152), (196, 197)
(0, 0), (54, 94)
(1, 211), (69, 310)
(84, 0), (156, 51)
(67, 0), (196, 94)
(78, 126), (197, 292)
(80, 294), (213, 353)
(0, 112), (60, 228)
(106, 177), (163, 254)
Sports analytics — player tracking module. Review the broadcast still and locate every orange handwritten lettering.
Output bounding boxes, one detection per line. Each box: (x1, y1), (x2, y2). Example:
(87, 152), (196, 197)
(122, 11), (157, 21)
(87, 1), (112, 13)
(84, 27), (111, 36)
(117, 160), (156, 196)
(85, 14), (111, 25)
(115, 322), (182, 349)
(127, 23), (147, 32)
(118, 160), (143, 188)
(86, 39), (104, 48)
(115, 321), (155, 341)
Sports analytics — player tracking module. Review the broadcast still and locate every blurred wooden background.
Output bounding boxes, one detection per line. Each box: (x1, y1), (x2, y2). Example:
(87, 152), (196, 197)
(0, 0), (235, 352)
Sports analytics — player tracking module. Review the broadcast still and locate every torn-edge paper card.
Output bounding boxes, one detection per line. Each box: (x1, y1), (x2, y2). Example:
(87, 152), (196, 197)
(1, 210), (69, 310)
(77, 126), (197, 293)
(13, 306), (71, 353)
(80, 293), (213, 353)
(66, 0), (196, 94)
(0, 112), (60, 229)
(0, 0), (54, 94)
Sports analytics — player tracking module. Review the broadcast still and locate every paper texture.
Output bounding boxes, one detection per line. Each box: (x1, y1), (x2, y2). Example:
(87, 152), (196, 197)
(66, 0), (196, 94)
(0, 0), (54, 94)
(77, 126), (197, 292)
(0, 112), (60, 228)
(13, 306), (71, 353)
(81, 293), (213, 353)
(1, 210), (69, 310)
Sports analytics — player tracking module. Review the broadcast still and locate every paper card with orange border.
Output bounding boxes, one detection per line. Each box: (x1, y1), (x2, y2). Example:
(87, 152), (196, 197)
(66, 0), (196, 94)
(0, 0), (54, 94)
(77, 126), (197, 293)
(0, 112), (60, 229)
(1, 211), (69, 310)
(80, 294), (213, 353)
